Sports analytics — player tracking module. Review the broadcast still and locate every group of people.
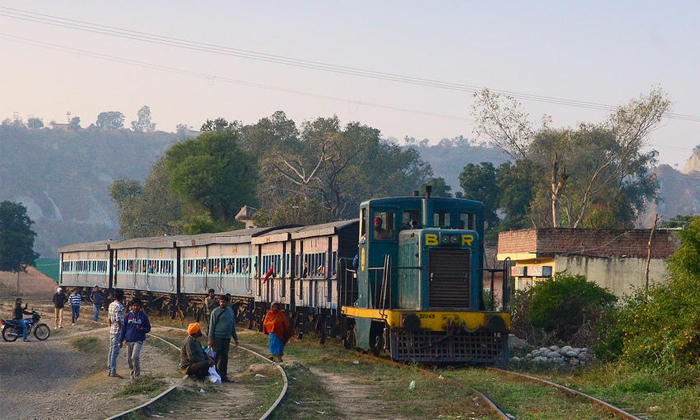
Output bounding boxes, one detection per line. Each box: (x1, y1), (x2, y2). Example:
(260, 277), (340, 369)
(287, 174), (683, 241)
(180, 295), (294, 381)
(107, 289), (151, 379)
(51, 285), (106, 329)
(19, 285), (294, 384)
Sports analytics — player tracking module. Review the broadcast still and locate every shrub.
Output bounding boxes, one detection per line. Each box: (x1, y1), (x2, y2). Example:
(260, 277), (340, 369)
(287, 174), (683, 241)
(511, 273), (616, 346)
(599, 216), (700, 367)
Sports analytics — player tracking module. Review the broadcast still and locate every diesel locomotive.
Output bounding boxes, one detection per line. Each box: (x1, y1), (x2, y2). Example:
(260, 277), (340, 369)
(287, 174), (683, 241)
(59, 189), (510, 363)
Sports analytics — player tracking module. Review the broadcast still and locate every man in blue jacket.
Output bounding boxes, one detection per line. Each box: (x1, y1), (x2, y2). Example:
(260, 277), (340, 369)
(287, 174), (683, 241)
(208, 294), (239, 383)
(118, 298), (151, 379)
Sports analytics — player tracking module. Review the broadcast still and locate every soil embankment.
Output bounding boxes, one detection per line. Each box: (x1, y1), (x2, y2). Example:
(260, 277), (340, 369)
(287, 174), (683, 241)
(0, 267), (57, 296)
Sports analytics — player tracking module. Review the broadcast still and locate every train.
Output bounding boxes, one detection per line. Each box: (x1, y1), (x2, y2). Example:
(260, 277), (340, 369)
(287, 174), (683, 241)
(59, 189), (511, 363)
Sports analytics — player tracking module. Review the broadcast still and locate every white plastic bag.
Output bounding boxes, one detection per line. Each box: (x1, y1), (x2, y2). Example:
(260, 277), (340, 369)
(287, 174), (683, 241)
(206, 365), (221, 384)
(204, 347), (221, 384)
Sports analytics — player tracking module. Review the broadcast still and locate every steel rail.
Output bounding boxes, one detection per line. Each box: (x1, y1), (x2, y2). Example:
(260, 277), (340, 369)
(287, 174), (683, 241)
(487, 367), (644, 420)
(106, 331), (287, 420)
(354, 351), (510, 419)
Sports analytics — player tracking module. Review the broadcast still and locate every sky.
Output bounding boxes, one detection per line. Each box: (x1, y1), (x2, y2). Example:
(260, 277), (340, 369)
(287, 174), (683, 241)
(1, 1), (699, 168)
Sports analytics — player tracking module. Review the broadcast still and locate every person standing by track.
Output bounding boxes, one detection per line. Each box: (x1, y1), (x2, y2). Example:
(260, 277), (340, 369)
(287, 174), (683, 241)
(204, 288), (217, 331)
(52, 287), (68, 329)
(118, 298), (151, 379)
(90, 285), (105, 322)
(68, 289), (81, 325)
(107, 289), (125, 378)
(262, 302), (294, 362)
(208, 294), (239, 383)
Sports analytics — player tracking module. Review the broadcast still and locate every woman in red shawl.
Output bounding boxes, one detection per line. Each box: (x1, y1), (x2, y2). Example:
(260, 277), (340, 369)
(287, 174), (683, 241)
(262, 302), (293, 362)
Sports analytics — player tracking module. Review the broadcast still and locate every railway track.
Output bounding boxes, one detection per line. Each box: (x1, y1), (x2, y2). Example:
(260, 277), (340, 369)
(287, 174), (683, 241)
(485, 367), (644, 420)
(108, 328), (288, 420)
(354, 350), (644, 419)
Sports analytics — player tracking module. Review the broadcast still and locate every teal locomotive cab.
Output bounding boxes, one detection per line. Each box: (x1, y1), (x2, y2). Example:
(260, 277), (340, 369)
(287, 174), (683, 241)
(356, 196), (485, 312)
(346, 193), (509, 363)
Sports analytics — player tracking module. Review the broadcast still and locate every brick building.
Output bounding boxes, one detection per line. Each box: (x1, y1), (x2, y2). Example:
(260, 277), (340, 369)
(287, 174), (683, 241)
(497, 228), (681, 296)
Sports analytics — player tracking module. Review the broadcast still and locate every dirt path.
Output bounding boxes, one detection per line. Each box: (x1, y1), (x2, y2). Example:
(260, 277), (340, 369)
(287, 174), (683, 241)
(0, 324), (180, 419)
(0, 298), (275, 420)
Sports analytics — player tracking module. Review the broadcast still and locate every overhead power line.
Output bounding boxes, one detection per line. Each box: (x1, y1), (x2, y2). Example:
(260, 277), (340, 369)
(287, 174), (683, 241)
(0, 33), (474, 123)
(2, 6), (700, 123)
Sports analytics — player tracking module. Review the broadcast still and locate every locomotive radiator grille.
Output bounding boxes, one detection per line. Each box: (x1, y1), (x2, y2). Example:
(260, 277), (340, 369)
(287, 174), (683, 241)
(428, 249), (471, 308)
(389, 328), (507, 364)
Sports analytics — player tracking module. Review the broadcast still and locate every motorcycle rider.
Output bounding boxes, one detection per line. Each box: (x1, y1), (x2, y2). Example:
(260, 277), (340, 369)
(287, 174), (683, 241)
(13, 298), (33, 342)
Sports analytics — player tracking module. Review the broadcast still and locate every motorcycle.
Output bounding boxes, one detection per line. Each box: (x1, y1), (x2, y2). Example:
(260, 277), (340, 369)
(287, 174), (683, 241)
(1, 311), (51, 342)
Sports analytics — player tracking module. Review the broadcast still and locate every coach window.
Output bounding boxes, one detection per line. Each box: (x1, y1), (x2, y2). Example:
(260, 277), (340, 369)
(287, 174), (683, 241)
(434, 211), (451, 228)
(459, 212), (476, 230)
(373, 211), (395, 240)
(360, 208), (367, 242)
(402, 210), (421, 229)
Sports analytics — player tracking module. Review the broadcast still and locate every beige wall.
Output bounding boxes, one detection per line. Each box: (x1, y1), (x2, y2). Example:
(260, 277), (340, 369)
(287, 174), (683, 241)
(553, 255), (670, 297)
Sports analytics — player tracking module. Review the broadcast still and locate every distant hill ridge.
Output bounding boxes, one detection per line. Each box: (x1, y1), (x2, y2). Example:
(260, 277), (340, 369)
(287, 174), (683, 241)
(639, 148), (700, 226)
(0, 125), (178, 258)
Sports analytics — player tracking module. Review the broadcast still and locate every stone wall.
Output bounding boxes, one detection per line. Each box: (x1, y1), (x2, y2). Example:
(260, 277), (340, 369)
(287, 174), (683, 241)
(553, 255), (670, 296)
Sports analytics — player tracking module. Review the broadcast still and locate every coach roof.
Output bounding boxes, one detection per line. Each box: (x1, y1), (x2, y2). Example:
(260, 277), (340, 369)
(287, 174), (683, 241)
(291, 219), (359, 240)
(58, 240), (113, 253)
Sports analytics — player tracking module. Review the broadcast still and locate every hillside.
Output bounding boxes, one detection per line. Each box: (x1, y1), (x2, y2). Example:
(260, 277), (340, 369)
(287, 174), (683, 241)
(0, 124), (178, 257)
(638, 149), (700, 226)
(406, 137), (509, 190)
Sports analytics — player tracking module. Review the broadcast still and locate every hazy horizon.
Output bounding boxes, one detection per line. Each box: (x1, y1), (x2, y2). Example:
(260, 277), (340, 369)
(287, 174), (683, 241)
(2, 1), (699, 168)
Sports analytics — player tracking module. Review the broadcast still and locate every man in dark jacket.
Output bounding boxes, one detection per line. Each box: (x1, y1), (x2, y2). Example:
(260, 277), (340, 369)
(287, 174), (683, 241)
(118, 298), (151, 379)
(13, 298), (33, 342)
(52, 287), (68, 329)
(208, 295), (239, 383)
(90, 286), (105, 322)
(180, 322), (214, 380)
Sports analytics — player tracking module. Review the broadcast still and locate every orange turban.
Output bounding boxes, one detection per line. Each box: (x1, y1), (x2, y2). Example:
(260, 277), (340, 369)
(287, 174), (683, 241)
(187, 322), (201, 335)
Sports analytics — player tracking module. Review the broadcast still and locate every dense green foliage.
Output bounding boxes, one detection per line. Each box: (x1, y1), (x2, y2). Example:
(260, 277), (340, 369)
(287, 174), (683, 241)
(600, 216), (700, 366)
(110, 112), (434, 235)
(165, 130), (258, 231)
(109, 157), (183, 238)
(511, 273), (616, 345)
(459, 162), (499, 228)
(0, 201), (39, 272)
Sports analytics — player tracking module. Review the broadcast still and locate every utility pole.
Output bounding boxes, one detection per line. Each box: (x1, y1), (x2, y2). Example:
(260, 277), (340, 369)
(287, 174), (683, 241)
(645, 214), (661, 291)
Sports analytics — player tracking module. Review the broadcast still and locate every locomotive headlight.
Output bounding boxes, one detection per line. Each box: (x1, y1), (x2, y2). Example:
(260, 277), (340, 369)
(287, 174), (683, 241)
(441, 234), (459, 245)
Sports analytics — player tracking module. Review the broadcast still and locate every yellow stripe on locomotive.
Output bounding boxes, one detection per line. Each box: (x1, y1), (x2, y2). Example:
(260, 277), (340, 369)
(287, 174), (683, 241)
(342, 307), (510, 333)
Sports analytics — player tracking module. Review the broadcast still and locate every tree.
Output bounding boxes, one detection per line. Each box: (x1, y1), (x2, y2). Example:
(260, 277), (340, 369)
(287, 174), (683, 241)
(176, 124), (191, 140)
(459, 162), (499, 228)
(165, 130), (258, 231)
(69, 116), (81, 130)
(420, 177), (452, 197)
(472, 87), (669, 228)
(496, 160), (538, 231)
(253, 196), (332, 227)
(27, 118), (44, 129)
(253, 114), (431, 221)
(201, 117), (240, 133)
(109, 158), (183, 238)
(0, 201), (39, 272)
(131, 105), (156, 132)
(96, 111), (125, 130)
